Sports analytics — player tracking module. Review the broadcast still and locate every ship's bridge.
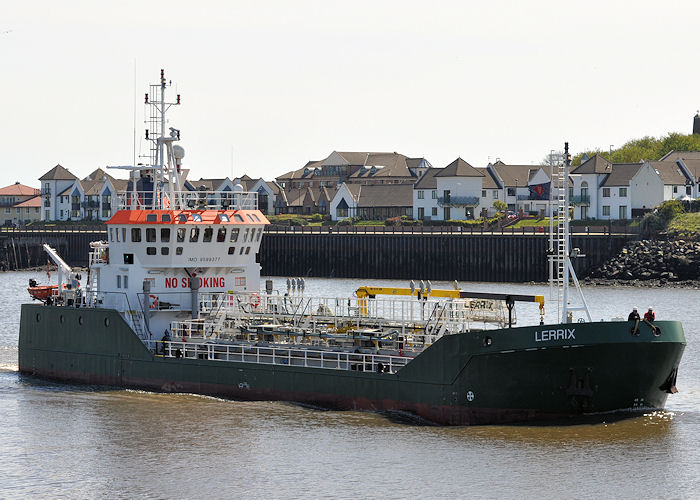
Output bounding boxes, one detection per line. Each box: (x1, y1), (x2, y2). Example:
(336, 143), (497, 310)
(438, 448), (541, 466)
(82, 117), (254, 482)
(102, 208), (269, 269)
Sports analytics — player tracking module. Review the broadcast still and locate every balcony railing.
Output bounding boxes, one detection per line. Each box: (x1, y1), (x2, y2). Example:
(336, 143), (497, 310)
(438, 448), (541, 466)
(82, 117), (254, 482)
(571, 195), (590, 205)
(81, 200), (100, 209)
(437, 196), (480, 206)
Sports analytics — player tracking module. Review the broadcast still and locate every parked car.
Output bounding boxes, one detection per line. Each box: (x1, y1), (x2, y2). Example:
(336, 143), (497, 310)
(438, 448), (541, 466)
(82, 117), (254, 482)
(507, 211), (518, 220)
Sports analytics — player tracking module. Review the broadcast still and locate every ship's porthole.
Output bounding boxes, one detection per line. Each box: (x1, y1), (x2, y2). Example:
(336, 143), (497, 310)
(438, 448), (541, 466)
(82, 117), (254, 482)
(35, 313), (40, 322)
(78, 316), (84, 325)
(59, 315), (64, 324)
(104, 317), (110, 327)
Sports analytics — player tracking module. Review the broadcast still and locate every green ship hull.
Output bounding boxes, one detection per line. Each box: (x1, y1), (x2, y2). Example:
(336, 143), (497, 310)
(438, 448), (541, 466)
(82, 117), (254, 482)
(18, 304), (685, 425)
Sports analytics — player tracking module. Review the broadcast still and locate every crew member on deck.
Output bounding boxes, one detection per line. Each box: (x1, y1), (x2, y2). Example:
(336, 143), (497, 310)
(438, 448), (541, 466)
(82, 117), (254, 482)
(628, 307), (640, 321)
(644, 307), (655, 321)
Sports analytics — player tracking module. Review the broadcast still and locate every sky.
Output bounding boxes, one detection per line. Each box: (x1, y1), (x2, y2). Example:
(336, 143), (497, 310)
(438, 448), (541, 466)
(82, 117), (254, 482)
(2, 0), (699, 188)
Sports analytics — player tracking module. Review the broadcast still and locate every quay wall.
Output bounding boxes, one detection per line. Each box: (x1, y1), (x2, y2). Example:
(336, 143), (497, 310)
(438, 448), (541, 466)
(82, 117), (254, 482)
(1, 228), (632, 282)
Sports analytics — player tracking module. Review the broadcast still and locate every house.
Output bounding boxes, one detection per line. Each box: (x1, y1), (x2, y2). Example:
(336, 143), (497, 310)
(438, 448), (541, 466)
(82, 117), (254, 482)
(0, 182), (41, 226)
(277, 151), (431, 190)
(330, 184), (414, 221)
(487, 162), (557, 216)
(39, 164), (79, 221)
(413, 168), (442, 220)
(570, 155), (613, 220)
(433, 158), (484, 220)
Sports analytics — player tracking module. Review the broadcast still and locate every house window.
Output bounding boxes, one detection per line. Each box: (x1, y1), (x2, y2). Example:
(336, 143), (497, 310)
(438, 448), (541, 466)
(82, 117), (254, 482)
(507, 187), (516, 196)
(673, 186), (678, 193)
(482, 190), (486, 197)
(602, 188), (610, 197)
(619, 206), (627, 219)
(417, 207), (424, 219)
(431, 207), (437, 216)
(418, 191), (424, 199)
(492, 190), (498, 199)
(431, 190), (437, 199)
(602, 205), (610, 216)
(619, 187), (627, 197)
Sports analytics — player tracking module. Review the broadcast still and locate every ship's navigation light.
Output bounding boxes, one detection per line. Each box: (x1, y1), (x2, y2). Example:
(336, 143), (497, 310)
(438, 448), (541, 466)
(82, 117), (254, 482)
(145, 129), (149, 139)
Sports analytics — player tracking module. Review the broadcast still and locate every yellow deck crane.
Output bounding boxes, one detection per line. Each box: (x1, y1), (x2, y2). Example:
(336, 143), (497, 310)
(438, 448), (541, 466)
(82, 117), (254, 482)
(355, 284), (545, 328)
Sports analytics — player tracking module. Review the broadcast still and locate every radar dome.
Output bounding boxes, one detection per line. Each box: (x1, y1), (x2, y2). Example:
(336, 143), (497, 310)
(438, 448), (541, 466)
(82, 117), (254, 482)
(233, 183), (244, 192)
(173, 145), (185, 160)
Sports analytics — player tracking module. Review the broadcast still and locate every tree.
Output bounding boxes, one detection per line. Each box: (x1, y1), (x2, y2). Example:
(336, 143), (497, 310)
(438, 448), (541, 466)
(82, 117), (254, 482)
(571, 132), (700, 166)
(493, 200), (507, 213)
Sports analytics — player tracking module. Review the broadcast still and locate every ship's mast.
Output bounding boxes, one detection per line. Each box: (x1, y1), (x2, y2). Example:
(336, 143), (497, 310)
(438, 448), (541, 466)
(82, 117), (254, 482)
(549, 142), (591, 323)
(110, 69), (182, 209)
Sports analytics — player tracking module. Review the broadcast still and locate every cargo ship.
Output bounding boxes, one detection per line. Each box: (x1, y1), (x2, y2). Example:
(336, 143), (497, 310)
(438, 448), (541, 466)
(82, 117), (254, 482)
(18, 71), (685, 425)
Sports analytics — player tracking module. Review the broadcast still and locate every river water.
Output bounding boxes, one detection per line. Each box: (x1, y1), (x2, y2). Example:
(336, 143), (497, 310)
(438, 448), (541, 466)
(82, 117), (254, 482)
(0, 271), (698, 498)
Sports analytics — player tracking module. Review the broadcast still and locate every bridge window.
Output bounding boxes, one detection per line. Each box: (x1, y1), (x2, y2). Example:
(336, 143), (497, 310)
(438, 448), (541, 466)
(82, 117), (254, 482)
(243, 228), (249, 242)
(234, 214), (243, 222)
(161, 214), (171, 222)
(203, 227), (213, 242)
(256, 228), (262, 241)
(161, 247), (169, 255)
(161, 228), (170, 242)
(146, 228), (156, 242)
(109, 228), (113, 242)
(122, 228), (126, 242)
(219, 214), (229, 222)
(177, 228), (186, 242)
(146, 247), (156, 255)
(228, 246), (236, 255)
(245, 246), (251, 255)
(246, 214), (255, 223)
(192, 214), (202, 222)
(239, 247), (245, 255)
(178, 214), (187, 222)
(217, 228), (227, 242)
(251, 213), (261, 222)
(189, 227), (200, 242)
(131, 228), (142, 242)
(146, 214), (157, 222)
(230, 228), (240, 242)
(176, 247), (183, 255)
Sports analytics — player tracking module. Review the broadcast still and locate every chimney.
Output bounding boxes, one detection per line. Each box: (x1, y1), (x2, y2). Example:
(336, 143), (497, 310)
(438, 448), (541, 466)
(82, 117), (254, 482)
(693, 111), (700, 135)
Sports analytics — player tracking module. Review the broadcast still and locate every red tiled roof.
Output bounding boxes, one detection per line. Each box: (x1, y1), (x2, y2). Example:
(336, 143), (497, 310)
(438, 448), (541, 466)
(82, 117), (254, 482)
(13, 195), (42, 208)
(0, 183), (40, 196)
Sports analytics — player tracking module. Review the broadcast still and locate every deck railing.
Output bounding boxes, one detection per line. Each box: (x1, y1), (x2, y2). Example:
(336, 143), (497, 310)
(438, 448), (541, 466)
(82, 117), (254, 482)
(115, 190), (258, 211)
(146, 340), (412, 374)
